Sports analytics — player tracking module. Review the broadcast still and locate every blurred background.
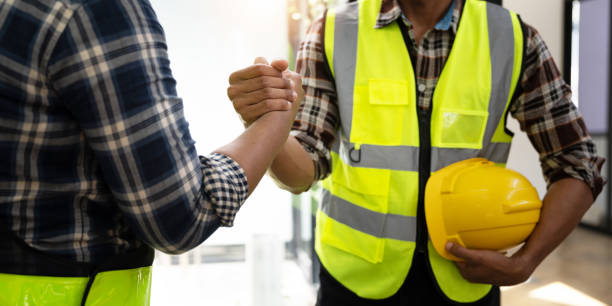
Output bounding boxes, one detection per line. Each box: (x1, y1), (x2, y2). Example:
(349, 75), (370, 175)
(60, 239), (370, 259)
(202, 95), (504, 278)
(146, 0), (612, 305)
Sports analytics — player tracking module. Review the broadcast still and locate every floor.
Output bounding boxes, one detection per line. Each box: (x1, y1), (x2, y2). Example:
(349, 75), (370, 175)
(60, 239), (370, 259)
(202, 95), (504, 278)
(501, 227), (612, 306)
(150, 227), (611, 306)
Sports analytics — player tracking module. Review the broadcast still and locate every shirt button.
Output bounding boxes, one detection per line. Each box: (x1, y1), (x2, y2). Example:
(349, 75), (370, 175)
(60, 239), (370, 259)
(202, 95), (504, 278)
(418, 83), (427, 93)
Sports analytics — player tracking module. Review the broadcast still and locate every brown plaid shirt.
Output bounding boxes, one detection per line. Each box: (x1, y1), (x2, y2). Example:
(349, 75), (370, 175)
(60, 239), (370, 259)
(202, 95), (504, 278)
(292, 0), (606, 197)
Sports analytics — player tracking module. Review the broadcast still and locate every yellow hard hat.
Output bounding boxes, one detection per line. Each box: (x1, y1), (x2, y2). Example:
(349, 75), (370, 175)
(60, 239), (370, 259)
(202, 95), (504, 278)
(425, 158), (542, 261)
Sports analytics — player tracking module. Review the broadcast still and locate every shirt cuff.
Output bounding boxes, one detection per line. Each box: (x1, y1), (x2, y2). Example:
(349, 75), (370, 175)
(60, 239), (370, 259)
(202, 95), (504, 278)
(200, 153), (248, 227)
(291, 130), (332, 181)
(543, 153), (607, 200)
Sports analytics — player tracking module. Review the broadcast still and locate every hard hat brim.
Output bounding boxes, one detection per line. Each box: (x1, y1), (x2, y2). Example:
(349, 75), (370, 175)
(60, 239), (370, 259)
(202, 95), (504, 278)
(425, 168), (464, 262)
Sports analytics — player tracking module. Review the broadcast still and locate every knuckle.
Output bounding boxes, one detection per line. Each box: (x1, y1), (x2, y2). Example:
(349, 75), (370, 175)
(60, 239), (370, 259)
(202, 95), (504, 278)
(260, 77), (272, 88)
(255, 89), (265, 100)
(234, 98), (247, 108)
(264, 99), (277, 109)
(263, 88), (274, 97)
(227, 87), (236, 98)
(233, 101), (243, 111)
(255, 65), (267, 75)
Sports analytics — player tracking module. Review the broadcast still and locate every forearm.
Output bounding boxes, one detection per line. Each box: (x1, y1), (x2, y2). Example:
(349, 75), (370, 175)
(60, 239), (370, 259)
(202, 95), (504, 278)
(268, 135), (315, 194)
(520, 178), (593, 270)
(214, 111), (294, 195)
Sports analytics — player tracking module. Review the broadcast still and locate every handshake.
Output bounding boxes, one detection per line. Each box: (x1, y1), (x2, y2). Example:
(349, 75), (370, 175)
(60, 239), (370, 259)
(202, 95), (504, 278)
(219, 56), (312, 195)
(227, 57), (304, 127)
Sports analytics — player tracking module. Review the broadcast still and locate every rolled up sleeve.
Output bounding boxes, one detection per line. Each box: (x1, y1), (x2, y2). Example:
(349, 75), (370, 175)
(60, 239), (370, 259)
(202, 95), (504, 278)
(510, 25), (606, 198)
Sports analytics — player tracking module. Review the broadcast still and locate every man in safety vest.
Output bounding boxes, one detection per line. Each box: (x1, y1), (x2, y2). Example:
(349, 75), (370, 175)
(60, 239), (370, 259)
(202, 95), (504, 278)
(0, 0), (302, 304)
(227, 0), (605, 305)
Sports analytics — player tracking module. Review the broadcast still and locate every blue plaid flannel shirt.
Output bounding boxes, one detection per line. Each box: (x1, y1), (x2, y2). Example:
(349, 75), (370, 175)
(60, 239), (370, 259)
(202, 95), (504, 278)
(0, 0), (248, 263)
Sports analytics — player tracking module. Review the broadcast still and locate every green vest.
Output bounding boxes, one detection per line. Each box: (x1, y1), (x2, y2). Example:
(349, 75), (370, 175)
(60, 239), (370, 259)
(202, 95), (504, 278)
(316, 0), (524, 302)
(0, 268), (152, 306)
(0, 232), (153, 305)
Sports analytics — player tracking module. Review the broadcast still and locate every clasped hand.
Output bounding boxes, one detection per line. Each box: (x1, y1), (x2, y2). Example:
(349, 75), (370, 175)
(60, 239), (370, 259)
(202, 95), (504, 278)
(446, 242), (536, 286)
(227, 57), (304, 127)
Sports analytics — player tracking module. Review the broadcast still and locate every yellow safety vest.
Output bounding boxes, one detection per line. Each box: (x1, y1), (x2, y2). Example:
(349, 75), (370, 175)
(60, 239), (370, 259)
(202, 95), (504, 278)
(0, 231), (153, 305)
(316, 0), (524, 302)
(0, 268), (152, 306)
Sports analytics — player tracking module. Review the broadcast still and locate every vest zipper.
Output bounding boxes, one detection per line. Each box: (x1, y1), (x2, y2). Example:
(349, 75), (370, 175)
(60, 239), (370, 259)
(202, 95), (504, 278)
(416, 106), (432, 254)
(398, 7), (486, 304)
(399, 17), (432, 254)
(417, 100), (463, 305)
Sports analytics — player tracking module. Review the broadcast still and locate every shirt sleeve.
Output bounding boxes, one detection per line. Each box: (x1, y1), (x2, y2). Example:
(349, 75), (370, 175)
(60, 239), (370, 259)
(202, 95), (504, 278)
(509, 24), (606, 198)
(46, 0), (247, 254)
(292, 12), (339, 181)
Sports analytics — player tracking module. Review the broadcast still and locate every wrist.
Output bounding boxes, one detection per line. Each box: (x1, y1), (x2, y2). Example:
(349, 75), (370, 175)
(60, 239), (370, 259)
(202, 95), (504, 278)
(512, 244), (541, 280)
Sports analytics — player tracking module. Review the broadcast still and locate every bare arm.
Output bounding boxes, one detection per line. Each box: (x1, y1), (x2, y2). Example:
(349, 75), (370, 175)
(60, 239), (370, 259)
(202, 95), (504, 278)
(223, 57), (305, 194)
(215, 110), (301, 195)
(518, 178), (592, 270)
(267, 136), (315, 194)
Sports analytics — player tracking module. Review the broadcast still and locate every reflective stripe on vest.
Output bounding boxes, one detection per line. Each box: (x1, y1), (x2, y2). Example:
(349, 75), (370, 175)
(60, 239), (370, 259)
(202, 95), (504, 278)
(0, 267), (152, 306)
(331, 137), (512, 172)
(317, 0), (524, 301)
(321, 188), (417, 241)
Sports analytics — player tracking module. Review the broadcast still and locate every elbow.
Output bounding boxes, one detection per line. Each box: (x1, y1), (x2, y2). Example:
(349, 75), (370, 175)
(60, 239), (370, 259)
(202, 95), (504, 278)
(268, 169), (313, 194)
(155, 245), (193, 256)
(270, 176), (311, 194)
(139, 214), (221, 255)
(150, 236), (205, 255)
(287, 185), (310, 195)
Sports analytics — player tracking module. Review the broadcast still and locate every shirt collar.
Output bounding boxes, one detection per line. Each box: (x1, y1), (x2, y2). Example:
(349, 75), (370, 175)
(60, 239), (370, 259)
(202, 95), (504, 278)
(375, 0), (462, 34)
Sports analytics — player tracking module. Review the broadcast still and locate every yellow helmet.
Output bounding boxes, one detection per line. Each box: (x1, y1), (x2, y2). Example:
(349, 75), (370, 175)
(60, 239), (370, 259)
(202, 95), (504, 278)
(425, 158), (542, 261)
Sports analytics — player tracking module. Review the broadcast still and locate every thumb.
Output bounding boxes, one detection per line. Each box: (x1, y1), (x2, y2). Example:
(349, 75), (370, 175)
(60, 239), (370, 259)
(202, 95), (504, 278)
(446, 242), (477, 262)
(270, 59), (289, 72)
(253, 56), (269, 65)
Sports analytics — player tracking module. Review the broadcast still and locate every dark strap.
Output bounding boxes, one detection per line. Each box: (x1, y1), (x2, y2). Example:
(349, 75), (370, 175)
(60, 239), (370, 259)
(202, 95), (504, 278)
(0, 230), (154, 276)
(0, 230), (93, 277)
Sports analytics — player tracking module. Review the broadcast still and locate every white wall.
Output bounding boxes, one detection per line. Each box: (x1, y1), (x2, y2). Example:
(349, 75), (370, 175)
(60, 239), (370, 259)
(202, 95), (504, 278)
(503, 0), (566, 197)
(505, 0), (564, 63)
(150, 0), (292, 245)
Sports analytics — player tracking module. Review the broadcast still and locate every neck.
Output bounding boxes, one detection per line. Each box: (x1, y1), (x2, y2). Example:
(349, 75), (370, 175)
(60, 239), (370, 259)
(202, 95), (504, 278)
(398, 0), (453, 29)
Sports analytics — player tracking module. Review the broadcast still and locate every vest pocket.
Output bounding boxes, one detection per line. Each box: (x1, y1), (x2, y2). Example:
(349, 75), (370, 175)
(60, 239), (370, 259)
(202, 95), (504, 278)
(320, 212), (386, 264)
(434, 108), (488, 149)
(328, 151), (390, 211)
(350, 79), (416, 146)
(319, 153), (391, 264)
(319, 180), (388, 264)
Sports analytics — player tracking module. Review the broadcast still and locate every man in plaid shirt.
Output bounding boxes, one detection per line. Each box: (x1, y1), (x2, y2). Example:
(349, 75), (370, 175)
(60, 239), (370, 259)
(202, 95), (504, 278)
(0, 0), (303, 302)
(229, 0), (605, 305)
